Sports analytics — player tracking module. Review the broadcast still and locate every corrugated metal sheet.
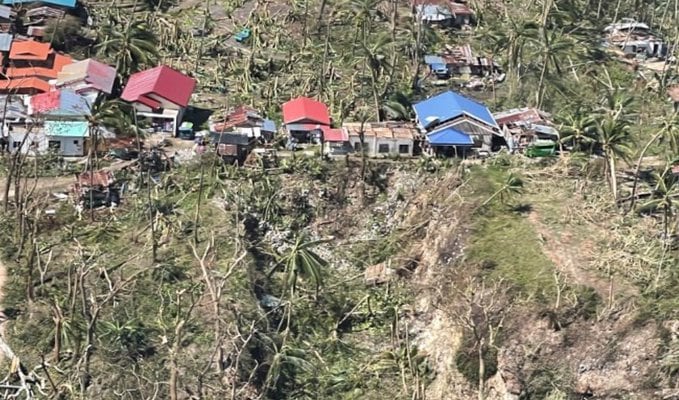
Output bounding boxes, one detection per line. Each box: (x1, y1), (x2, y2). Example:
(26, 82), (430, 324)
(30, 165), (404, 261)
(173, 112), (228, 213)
(3, 0), (76, 9)
(343, 122), (418, 140)
(25, 5), (65, 18)
(282, 96), (331, 125)
(262, 119), (276, 132)
(427, 127), (474, 146)
(121, 65), (195, 108)
(56, 59), (116, 94)
(31, 90), (91, 116)
(0, 5), (14, 20)
(9, 39), (50, 61)
(44, 120), (89, 137)
(0, 33), (12, 51)
(0, 95), (28, 119)
(413, 90), (497, 130)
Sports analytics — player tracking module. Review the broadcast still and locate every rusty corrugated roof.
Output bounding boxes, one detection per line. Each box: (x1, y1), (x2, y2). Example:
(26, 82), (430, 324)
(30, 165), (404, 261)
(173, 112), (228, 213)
(343, 122), (418, 140)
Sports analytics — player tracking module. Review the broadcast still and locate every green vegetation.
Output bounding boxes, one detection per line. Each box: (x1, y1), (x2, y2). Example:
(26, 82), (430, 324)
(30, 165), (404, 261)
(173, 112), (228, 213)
(4, 0), (679, 398)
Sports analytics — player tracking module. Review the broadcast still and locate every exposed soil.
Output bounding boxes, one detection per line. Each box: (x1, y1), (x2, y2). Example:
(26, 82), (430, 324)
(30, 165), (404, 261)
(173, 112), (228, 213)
(526, 208), (638, 303)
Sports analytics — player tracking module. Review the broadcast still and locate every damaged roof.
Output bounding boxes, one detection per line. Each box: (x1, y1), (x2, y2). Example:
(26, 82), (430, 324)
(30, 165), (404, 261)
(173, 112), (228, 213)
(343, 122), (418, 140)
(493, 107), (551, 127)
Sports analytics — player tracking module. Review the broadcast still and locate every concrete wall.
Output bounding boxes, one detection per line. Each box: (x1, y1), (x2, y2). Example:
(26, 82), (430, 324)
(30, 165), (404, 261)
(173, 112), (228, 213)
(9, 131), (47, 155)
(348, 134), (413, 157)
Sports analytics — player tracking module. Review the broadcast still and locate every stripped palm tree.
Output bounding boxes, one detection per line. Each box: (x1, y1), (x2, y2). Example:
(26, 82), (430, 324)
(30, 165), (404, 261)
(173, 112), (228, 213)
(268, 234), (328, 298)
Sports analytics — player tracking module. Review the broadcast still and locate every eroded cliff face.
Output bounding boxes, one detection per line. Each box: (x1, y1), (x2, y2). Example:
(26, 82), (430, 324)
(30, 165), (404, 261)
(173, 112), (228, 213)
(344, 165), (673, 400)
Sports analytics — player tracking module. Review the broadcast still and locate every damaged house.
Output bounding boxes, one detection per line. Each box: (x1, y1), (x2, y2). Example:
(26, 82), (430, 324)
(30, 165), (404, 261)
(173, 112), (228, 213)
(493, 107), (559, 153)
(413, 90), (505, 157)
(603, 18), (667, 60)
(424, 44), (503, 83)
(210, 105), (277, 142)
(413, 0), (474, 28)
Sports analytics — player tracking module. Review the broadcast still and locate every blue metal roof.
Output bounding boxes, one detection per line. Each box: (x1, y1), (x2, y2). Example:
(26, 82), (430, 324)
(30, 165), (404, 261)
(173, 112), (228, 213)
(427, 126), (474, 146)
(424, 55), (445, 66)
(51, 90), (91, 117)
(44, 120), (89, 137)
(0, 33), (10, 52)
(3, 0), (76, 7)
(262, 119), (276, 132)
(413, 90), (498, 130)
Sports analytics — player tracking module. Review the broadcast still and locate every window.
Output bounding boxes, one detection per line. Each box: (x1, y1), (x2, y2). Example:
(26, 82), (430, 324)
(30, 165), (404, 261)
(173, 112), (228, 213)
(12, 141), (19, 149)
(378, 144), (390, 154)
(399, 144), (410, 154)
(48, 140), (60, 149)
(73, 140), (79, 145)
(354, 142), (362, 151)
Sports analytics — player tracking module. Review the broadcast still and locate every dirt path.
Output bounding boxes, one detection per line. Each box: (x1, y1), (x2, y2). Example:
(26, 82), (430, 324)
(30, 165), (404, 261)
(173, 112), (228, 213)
(526, 210), (637, 302)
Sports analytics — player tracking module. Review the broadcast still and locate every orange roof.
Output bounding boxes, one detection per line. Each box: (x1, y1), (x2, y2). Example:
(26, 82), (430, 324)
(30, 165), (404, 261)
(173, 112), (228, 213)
(0, 77), (50, 93)
(6, 53), (73, 79)
(9, 40), (50, 61)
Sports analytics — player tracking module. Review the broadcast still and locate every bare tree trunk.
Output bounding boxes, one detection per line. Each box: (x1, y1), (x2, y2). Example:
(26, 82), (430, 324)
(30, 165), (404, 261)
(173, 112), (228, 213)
(477, 338), (485, 400)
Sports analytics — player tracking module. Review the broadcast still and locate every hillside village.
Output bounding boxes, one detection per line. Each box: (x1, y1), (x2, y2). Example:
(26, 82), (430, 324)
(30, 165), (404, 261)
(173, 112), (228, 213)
(0, 0), (679, 399)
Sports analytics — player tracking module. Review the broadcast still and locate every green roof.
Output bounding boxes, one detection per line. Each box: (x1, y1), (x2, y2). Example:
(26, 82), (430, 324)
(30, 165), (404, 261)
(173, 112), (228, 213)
(44, 120), (89, 137)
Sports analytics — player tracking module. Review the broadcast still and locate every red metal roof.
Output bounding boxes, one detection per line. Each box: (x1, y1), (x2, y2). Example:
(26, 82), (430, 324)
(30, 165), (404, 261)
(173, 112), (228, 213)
(9, 40), (50, 61)
(213, 105), (264, 131)
(30, 90), (60, 112)
(121, 65), (196, 108)
(321, 126), (346, 142)
(282, 96), (331, 125)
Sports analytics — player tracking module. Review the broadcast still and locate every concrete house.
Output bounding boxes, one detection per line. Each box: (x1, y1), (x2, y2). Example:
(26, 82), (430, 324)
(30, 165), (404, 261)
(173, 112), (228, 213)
(343, 122), (418, 157)
(25, 89), (91, 156)
(413, 90), (503, 157)
(121, 65), (196, 135)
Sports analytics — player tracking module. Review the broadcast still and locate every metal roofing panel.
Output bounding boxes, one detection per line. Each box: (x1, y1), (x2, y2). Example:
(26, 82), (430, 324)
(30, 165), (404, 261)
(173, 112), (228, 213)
(262, 119), (276, 132)
(57, 59), (116, 94)
(3, 0), (76, 8)
(321, 126), (346, 142)
(44, 120), (89, 137)
(9, 39), (50, 61)
(424, 55), (444, 65)
(121, 65), (195, 108)
(209, 131), (251, 145)
(427, 126), (474, 146)
(0, 77), (50, 93)
(0, 95), (28, 119)
(413, 90), (497, 130)
(31, 89), (91, 116)
(282, 96), (331, 125)
(0, 5), (12, 19)
(0, 33), (12, 51)
(343, 122), (418, 140)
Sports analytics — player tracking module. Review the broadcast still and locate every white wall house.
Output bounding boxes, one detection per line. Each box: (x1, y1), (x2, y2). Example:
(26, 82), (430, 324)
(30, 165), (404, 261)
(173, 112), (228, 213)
(343, 122), (418, 158)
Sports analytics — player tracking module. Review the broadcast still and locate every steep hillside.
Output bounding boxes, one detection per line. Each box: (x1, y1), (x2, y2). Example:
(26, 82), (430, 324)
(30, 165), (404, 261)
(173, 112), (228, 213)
(0, 154), (677, 399)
